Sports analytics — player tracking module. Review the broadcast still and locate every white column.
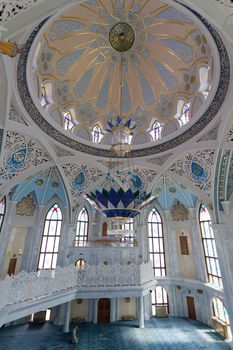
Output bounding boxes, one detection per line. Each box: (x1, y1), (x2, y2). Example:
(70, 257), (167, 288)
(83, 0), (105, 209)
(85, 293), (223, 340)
(88, 299), (94, 323)
(116, 298), (119, 321)
(110, 298), (116, 323)
(138, 296), (144, 328)
(93, 299), (98, 324)
(63, 301), (71, 333)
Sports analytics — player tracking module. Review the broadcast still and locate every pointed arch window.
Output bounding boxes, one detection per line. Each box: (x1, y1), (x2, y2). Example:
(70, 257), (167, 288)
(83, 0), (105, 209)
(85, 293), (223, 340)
(64, 110), (75, 131)
(92, 124), (104, 143)
(148, 208), (166, 277)
(38, 204), (62, 270)
(148, 208), (168, 316)
(199, 204), (222, 287)
(75, 207), (89, 247)
(0, 196), (6, 233)
(179, 102), (191, 126)
(150, 121), (162, 141)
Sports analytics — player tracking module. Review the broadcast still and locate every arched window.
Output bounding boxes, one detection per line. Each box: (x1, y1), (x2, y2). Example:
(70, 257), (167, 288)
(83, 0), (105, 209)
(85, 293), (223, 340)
(150, 121), (162, 141)
(75, 207), (89, 247)
(40, 82), (53, 107)
(151, 286), (169, 316)
(0, 196), (6, 232)
(123, 218), (135, 247)
(38, 204), (62, 270)
(148, 208), (166, 277)
(179, 102), (191, 126)
(212, 297), (230, 325)
(148, 208), (168, 316)
(199, 204), (222, 287)
(92, 124), (104, 143)
(64, 110), (75, 131)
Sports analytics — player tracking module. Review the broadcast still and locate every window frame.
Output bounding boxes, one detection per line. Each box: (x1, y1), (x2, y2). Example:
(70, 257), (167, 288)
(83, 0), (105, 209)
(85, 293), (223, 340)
(199, 204), (222, 288)
(92, 124), (104, 144)
(148, 207), (166, 277)
(75, 207), (89, 247)
(37, 203), (62, 270)
(150, 120), (162, 141)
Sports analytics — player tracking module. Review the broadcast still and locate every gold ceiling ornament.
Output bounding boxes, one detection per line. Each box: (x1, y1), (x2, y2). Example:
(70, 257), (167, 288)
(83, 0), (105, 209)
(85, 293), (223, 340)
(109, 22), (135, 52)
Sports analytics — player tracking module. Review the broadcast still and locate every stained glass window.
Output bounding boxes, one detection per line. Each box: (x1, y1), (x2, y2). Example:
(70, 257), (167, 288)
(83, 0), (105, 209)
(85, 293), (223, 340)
(38, 204), (62, 270)
(199, 204), (222, 287)
(75, 207), (89, 246)
(0, 196), (6, 233)
(150, 121), (162, 141)
(92, 125), (104, 143)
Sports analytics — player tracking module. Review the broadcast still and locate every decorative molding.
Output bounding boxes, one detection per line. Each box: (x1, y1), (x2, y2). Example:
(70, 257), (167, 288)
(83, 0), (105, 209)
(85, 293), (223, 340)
(171, 202), (189, 221)
(16, 195), (36, 216)
(0, 262), (154, 311)
(0, 130), (50, 184)
(17, 8), (230, 157)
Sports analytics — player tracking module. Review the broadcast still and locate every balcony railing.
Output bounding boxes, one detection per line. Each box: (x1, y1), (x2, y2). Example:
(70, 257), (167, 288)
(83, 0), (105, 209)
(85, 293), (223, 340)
(73, 238), (136, 248)
(0, 262), (154, 311)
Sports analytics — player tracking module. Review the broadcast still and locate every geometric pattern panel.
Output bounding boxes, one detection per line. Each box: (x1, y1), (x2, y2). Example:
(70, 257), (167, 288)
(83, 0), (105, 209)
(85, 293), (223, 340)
(0, 131), (51, 185)
(169, 149), (216, 196)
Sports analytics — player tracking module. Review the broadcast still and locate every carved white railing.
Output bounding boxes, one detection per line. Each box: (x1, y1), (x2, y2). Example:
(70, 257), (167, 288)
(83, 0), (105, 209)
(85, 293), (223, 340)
(0, 262), (154, 310)
(0, 1), (43, 22)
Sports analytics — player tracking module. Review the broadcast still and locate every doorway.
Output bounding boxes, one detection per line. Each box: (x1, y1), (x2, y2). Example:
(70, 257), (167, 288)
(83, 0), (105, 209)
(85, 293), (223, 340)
(98, 298), (110, 323)
(7, 258), (17, 275)
(186, 296), (196, 320)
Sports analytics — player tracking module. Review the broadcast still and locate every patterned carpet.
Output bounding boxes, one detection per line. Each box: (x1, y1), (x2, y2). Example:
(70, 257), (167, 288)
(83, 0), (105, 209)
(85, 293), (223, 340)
(0, 317), (231, 350)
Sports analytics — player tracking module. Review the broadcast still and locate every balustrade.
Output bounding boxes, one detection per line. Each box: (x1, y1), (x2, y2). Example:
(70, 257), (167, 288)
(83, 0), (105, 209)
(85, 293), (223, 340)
(0, 262), (153, 310)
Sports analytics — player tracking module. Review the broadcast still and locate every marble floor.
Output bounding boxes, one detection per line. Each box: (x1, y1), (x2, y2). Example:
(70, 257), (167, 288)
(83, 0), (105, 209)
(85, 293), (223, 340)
(0, 317), (231, 350)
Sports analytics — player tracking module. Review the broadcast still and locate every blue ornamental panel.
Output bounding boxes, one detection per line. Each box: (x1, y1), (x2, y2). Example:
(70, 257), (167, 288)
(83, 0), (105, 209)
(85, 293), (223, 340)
(7, 148), (27, 169)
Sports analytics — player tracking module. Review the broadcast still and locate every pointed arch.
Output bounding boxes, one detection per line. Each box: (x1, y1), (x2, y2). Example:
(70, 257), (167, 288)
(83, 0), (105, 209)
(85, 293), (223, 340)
(199, 204), (222, 287)
(149, 120), (162, 141)
(38, 203), (62, 270)
(75, 206), (89, 246)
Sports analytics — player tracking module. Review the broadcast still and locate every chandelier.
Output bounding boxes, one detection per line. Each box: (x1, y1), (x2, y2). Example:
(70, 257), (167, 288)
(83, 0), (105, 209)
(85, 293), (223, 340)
(84, 20), (155, 231)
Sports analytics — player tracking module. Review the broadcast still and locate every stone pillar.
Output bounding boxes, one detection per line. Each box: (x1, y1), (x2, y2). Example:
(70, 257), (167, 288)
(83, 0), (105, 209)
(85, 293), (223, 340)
(163, 209), (178, 278)
(138, 296), (144, 328)
(143, 294), (151, 320)
(63, 301), (71, 333)
(116, 298), (119, 321)
(93, 299), (98, 324)
(110, 298), (116, 323)
(88, 299), (94, 323)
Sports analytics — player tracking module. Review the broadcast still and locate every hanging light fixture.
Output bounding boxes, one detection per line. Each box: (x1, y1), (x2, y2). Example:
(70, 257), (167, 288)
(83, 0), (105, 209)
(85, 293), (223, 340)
(85, 17), (155, 234)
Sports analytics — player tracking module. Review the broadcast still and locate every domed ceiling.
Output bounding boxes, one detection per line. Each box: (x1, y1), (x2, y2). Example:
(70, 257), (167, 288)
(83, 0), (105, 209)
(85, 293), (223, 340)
(18, 0), (229, 157)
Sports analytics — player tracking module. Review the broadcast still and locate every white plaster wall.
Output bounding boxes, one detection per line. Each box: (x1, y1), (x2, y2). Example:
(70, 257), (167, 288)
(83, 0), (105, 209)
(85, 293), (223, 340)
(118, 297), (136, 320)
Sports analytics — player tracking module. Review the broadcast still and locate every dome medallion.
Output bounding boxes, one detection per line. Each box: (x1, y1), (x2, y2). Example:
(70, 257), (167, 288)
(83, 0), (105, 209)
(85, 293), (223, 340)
(109, 22), (135, 52)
